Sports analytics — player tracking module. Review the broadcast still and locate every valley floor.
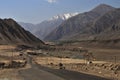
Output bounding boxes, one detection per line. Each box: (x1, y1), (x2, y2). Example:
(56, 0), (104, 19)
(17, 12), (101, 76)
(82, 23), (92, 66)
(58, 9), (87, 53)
(0, 44), (120, 80)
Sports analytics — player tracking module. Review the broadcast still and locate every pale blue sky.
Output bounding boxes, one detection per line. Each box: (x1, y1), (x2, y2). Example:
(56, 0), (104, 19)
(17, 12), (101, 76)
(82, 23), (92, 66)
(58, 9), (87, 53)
(0, 0), (120, 24)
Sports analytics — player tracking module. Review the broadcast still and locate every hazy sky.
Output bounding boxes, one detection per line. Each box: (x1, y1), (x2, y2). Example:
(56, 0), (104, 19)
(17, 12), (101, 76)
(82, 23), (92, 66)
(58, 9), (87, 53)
(0, 0), (120, 24)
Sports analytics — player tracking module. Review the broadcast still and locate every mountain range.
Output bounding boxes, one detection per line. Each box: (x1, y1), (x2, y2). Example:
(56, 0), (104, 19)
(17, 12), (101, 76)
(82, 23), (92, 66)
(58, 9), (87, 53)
(19, 13), (79, 40)
(0, 18), (44, 45)
(1, 3), (119, 47)
(19, 4), (120, 43)
(45, 4), (119, 41)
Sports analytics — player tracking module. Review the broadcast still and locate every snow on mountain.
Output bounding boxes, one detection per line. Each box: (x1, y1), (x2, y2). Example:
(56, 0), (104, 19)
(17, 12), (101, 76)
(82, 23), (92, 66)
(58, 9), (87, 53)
(49, 12), (79, 21)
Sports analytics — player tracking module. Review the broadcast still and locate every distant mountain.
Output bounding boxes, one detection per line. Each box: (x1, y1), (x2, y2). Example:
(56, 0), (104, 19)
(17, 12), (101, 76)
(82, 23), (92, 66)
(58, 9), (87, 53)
(19, 13), (79, 40)
(19, 22), (35, 32)
(0, 18), (44, 45)
(44, 4), (115, 41)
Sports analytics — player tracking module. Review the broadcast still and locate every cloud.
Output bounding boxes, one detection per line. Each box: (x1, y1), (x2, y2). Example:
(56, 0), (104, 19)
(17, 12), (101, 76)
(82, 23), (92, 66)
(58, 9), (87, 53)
(46, 0), (58, 3)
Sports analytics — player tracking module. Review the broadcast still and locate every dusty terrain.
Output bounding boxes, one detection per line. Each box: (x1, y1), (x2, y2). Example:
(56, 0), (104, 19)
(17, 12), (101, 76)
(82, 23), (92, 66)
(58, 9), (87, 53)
(33, 42), (120, 80)
(0, 69), (23, 80)
(0, 44), (120, 80)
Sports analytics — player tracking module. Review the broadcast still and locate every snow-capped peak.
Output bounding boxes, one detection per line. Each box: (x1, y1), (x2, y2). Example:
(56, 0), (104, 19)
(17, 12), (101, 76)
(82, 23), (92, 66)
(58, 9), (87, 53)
(49, 12), (79, 21)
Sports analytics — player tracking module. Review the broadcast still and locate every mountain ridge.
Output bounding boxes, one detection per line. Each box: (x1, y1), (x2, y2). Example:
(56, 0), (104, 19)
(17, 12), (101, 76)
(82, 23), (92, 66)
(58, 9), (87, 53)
(19, 12), (79, 40)
(44, 4), (116, 41)
(0, 18), (44, 45)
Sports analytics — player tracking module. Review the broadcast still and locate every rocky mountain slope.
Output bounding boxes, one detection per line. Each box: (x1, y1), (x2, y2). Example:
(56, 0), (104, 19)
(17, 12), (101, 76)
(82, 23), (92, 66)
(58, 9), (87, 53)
(67, 8), (120, 41)
(19, 13), (78, 40)
(0, 18), (44, 45)
(91, 8), (120, 40)
(44, 4), (115, 41)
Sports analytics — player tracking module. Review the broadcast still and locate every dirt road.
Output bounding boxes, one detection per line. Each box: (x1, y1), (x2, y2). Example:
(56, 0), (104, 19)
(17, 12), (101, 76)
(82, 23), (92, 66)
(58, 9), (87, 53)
(19, 56), (112, 80)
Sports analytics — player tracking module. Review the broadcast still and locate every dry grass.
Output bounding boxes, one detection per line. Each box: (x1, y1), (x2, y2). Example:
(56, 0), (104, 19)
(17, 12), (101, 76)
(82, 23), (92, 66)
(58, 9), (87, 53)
(0, 45), (19, 60)
(0, 51), (20, 57)
(34, 57), (107, 65)
(85, 47), (120, 62)
(0, 45), (16, 50)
